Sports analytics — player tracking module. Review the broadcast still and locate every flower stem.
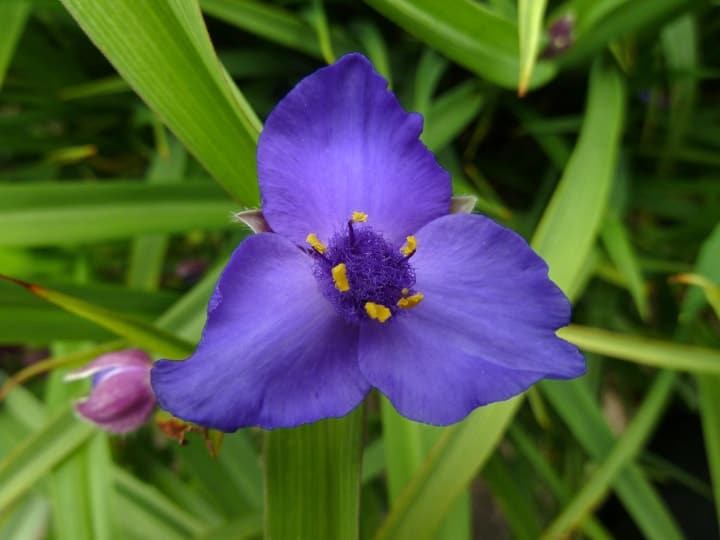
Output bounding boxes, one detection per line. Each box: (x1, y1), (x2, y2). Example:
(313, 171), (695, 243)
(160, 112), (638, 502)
(264, 404), (364, 539)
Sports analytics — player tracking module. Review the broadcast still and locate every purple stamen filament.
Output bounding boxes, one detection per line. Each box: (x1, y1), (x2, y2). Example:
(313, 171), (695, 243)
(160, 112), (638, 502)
(308, 214), (420, 323)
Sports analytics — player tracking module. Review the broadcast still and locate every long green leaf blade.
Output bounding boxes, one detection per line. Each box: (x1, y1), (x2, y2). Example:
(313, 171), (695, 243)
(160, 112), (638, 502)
(0, 275), (193, 359)
(681, 223), (720, 526)
(517, 0), (547, 95)
(366, 0), (555, 89)
(374, 399), (521, 540)
(265, 406), (364, 540)
(58, 0), (260, 204)
(0, 181), (237, 247)
(541, 371), (675, 539)
(559, 324), (720, 374)
(0, 406), (94, 512)
(532, 57), (625, 291)
(0, 0), (31, 90)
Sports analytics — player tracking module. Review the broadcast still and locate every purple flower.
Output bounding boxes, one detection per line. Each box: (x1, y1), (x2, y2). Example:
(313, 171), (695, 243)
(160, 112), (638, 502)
(151, 54), (584, 431)
(66, 349), (156, 433)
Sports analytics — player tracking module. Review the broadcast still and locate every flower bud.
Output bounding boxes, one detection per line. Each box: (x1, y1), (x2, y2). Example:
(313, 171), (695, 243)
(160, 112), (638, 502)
(542, 15), (574, 58)
(65, 349), (156, 433)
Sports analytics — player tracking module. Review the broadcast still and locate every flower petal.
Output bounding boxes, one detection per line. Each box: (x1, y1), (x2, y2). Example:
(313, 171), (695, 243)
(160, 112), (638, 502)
(65, 349), (151, 381)
(151, 233), (369, 431)
(359, 214), (585, 425)
(76, 366), (155, 433)
(257, 53), (451, 245)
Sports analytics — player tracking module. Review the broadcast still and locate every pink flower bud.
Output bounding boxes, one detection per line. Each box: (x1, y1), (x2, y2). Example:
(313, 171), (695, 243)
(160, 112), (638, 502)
(66, 349), (156, 433)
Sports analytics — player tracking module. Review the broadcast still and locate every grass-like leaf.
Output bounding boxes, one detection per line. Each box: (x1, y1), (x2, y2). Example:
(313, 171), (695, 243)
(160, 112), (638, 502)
(59, 0), (260, 204)
(0, 180), (237, 247)
(366, 0), (555, 90)
(265, 406), (364, 540)
(0, 0), (31, 90)
(0, 274), (193, 359)
(0, 406), (94, 512)
(517, 0), (547, 95)
(541, 371), (676, 538)
(559, 324), (720, 374)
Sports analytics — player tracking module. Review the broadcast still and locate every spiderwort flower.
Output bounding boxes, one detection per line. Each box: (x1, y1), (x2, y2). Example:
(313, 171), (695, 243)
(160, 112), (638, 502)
(66, 349), (155, 433)
(151, 54), (585, 431)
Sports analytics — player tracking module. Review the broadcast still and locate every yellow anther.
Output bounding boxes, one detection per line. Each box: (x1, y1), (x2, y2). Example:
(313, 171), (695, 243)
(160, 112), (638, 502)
(397, 293), (424, 309)
(401, 288), (409, 296)
(365, 302), (392, 323)
(400, 235), (417, 256)
(306, 232), (327, 254)
(351, 211), (368, 223)
(332, 263), (350, 292)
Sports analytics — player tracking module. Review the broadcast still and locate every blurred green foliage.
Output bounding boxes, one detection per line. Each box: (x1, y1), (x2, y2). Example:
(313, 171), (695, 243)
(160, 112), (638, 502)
(1, 0), (719, 539)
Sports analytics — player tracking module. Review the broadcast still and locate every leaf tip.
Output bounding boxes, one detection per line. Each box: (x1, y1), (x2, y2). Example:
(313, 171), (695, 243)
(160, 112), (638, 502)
(0, 273), (44, 295)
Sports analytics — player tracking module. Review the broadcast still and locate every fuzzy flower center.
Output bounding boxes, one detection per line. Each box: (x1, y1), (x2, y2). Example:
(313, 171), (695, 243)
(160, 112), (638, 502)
(306, 212), (423, 323)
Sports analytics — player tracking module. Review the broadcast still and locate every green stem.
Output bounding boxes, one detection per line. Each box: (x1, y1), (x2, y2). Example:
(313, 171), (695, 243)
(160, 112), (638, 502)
(264, 405), (364, 540)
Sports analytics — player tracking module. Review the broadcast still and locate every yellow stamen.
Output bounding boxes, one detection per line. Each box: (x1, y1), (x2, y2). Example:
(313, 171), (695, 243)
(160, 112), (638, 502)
(400, 235), (417, 256)
(401, 288), (409, 296)
(397, 292), (424, 309)
(365, 302), (392, 323)
(351, 211), (368, 223)
(306, 232), (327, 254)
(332, 263), (350, 292)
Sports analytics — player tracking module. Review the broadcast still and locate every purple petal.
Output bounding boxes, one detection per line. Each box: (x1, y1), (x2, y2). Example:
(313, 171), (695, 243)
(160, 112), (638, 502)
(257, 53), (451, 245)
(151, 233), (370, 431)
(359, 214), (585, 425)
(65, 349), (151, 381)
(76, 366), (155, 433)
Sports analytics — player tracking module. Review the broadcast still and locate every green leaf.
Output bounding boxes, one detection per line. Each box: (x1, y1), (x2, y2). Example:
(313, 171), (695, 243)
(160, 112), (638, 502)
(128, 137), (187, 290)
(351, 20), (392, 84)
(541, 378), (684, 539)
(49, 434), (114, 540)
(424, 81), (485, 152)
(197, 515), (263, 540)
(0, 0), (31, 90)
(559, 324), (720, 374)
(0, 180), (237, 247)
(532, 57), (625, 292)
(44, 357), (114, 540)
(0, 278), (180, 344)
(366, 0), (555, 90)
(517, 0), (548, 96)
(265, 405), (364, 540)
(307, 0), (336, 64)
(156, 259), (226, 342)
(600, 212), (650, 320)
(0, 406), (94, 512)
(559, 0), (708, 68)
(201, 0), (321, 57)
(483, 453), (542, 540)
(374, 398), (521, 540)
(58, 0), (260, 204)
(380, 400), (425, 502)
(541, 371), (676, 539)
(659, 15), (698, 173)
(0, 275), (193, 359)
(0, 495), (49, 540)
(530, 56), (682, 539)
(114, 468), (208, 539)
(698, 375), (720, 530)
(680, 222), (720, 526)
(509, 426), (613, 540)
